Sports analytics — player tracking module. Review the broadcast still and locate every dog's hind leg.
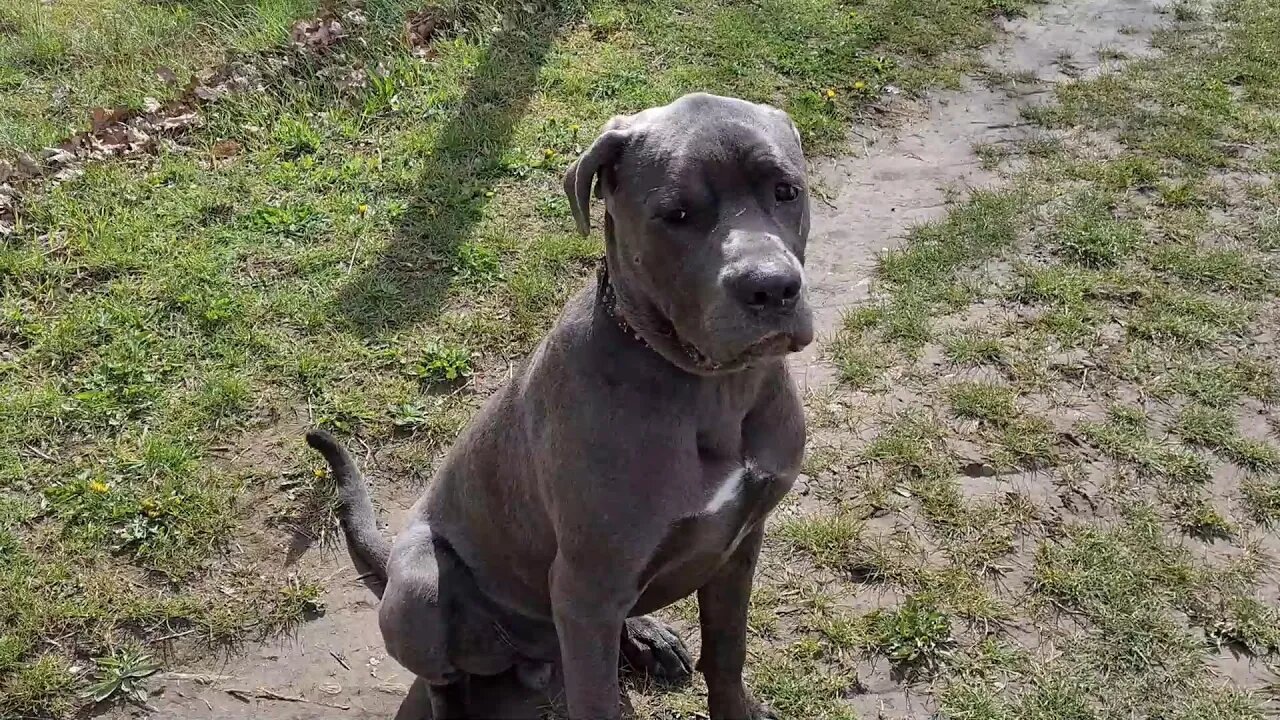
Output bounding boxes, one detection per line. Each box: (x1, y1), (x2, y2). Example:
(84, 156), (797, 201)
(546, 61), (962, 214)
(381, 522), (520, 718)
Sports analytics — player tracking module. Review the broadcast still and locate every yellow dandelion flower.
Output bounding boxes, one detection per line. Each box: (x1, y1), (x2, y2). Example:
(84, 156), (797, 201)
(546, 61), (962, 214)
(314, 467), (327, 478)
(357, 203), (370, 215)
(570, 124), (581, 132)
(854, 80), (867, 90)
(88, 480), (110, 494)
(825, 88), (836, 99)
(544, 148), (556, 158)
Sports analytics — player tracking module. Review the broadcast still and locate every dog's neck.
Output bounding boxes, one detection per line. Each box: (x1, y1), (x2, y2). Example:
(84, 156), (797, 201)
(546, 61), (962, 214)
(596, 261), (727, 374)
(596, 262), (649, 347)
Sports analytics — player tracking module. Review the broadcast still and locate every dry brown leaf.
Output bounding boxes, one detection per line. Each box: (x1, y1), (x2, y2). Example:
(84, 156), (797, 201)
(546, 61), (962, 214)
(95, 127), (130, 152)
(42, 147), (76, 166)
(193, 85), (224, 101)
(90, 107), (129, 133)
(291, 16), (348, 53)
(210, 140), (242, 159)
(156, 112), (199, 131)
(405, 7), (448, 55)
(156, 66), (178, 84)
(16, 153), (40, 177)
(53, 167), (84, 183)
(125, 126), (151, 146)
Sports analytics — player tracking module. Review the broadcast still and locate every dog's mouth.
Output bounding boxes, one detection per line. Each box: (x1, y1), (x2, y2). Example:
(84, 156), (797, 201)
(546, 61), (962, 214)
(599, 264), (811, 373)
(741, 331), (799, 359)
(684, 331), (806, 372)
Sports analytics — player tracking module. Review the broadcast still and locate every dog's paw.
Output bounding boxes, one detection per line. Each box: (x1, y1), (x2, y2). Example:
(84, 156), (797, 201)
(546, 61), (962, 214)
(619, 616), (693, 687)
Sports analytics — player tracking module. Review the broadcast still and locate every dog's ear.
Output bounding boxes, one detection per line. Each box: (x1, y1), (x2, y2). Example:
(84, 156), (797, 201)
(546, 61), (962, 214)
(564, 117), (632, 236)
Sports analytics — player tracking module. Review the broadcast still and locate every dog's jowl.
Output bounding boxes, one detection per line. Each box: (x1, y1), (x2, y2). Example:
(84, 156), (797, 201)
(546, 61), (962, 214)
(308, 93), (813, 720)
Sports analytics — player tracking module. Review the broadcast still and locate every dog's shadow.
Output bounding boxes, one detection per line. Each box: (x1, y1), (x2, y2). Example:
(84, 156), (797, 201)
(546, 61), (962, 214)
(335, 0), (583, 334)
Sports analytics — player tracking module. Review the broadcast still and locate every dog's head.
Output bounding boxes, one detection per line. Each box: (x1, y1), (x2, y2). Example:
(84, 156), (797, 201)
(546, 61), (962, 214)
(565, 93), (814, 375)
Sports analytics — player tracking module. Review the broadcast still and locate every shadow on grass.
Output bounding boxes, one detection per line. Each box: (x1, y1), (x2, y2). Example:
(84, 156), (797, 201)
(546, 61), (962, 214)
(335, 1), (583, 335)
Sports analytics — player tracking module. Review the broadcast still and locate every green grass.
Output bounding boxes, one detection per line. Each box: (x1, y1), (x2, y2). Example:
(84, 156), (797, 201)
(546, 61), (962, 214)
(998, 415), (1056, 467)
(1169, 490), (1236, 540)
(1199, 595), (1280, 655)
(1150, 245), (1274, 297)
(867, 595), (954, 675)
(864, 412), (957, 483)
(832, 189), (1029, 354)
(1240, 478), (1280, 524)
(879, 189), (1027, 297)
(1079, 405), (1212, 484)
(1127, 291), (1253, 347)
(1049, 192), (1142, 268)
(1176, 406), (1280, 472)
(827, 310), (894, 389)
(945, 382), (1055, 467)
(747, 640), (858, 720)
(947, 381), (1018, 424)
(944, 330), (1007, 366)
(1022, 510), (1277, 713)
(1155, 356), (1278, 407)
(776, 512), (868, 576)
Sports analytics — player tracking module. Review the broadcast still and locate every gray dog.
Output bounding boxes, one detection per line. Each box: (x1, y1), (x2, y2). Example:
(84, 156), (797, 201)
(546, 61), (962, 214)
(307, 92), (813, 719)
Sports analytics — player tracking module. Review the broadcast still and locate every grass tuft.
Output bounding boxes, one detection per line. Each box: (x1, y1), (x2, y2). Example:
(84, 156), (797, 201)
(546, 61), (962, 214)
(1169, 491), (1236, 540)
(1150, 245), (1273, 297)
(943, 330), (1007, 366)
(864, 413), (956, 482)
(1176, 406), (1280, 472)
(947, 382), (1018, 424)
(828, 310), (893, 389)
(776, 512), (866, 577)
(1240, 478), (1280, 525)
(1050, 193), (1141, 268)
(868, 596), (954, 676)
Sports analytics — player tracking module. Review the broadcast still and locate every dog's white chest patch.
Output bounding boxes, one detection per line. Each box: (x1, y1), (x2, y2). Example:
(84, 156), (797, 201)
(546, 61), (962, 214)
(703, 466), (748, 514)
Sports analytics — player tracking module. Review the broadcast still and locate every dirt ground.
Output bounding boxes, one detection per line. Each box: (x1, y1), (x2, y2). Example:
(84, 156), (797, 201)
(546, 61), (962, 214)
(90, 1), (1209, 719)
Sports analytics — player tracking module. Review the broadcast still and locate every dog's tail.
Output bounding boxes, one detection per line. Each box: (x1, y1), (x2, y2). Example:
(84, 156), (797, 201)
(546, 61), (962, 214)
(305, 429), (391, 598)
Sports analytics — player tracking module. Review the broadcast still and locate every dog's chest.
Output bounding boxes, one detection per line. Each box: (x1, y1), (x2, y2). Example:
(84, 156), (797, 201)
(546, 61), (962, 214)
(698, 462), (790, 523)
(633, 462), (792, 613)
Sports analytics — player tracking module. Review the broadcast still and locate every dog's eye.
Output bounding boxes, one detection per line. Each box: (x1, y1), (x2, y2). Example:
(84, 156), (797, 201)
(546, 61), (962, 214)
(661, 208), (689, 224)
(775, 183), (801, 203)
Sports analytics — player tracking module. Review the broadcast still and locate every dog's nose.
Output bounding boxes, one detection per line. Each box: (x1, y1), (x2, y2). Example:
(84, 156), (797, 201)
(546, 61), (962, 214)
(727, 263), (803, 311)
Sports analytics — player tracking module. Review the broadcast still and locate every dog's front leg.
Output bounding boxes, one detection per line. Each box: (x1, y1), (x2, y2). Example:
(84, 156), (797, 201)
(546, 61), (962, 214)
(551, 556), (628, 719)
(697, 529), (775, 720)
